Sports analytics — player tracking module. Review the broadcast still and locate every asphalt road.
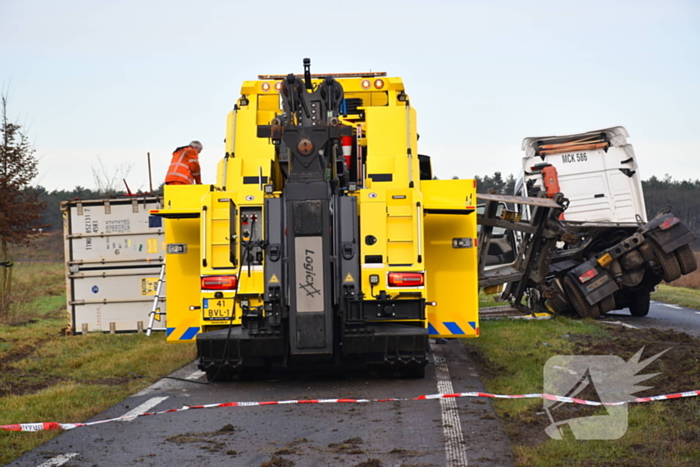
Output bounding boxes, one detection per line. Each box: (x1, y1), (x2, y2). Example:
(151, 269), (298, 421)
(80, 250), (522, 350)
(9, 301), (700, 467)
(601, 300), (700, 336)
(7, 340), (515, 467)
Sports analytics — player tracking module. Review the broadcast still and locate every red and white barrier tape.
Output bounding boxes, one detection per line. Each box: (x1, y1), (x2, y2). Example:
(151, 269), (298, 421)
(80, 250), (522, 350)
(3, 389), (699, 433)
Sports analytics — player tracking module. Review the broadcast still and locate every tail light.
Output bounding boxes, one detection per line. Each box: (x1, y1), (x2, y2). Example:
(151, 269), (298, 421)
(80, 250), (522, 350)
(201, 275), (238, 290)
(577, 268), (598, 284)
(388, 272), (424, 287)
(659, 217), (680, 230)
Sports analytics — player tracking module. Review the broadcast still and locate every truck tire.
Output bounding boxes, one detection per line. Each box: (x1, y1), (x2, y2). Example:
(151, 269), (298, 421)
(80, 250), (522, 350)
(563, 277), (600, 319)
(598, 295), (616, 315)
(675, 244), (698, 275)
(628, 290), (651, 317)
(648, 240), (681, 282)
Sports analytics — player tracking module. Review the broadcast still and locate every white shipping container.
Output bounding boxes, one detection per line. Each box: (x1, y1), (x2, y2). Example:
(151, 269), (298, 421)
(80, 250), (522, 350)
(63, 196), (166, 333)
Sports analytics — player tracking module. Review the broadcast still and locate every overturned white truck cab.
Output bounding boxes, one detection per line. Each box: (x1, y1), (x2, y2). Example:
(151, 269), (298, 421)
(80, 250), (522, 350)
(478, 127), (696, 318)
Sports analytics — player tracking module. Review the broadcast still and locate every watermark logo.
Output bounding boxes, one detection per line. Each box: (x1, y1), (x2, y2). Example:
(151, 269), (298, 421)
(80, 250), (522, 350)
(543, 348), (667, 440)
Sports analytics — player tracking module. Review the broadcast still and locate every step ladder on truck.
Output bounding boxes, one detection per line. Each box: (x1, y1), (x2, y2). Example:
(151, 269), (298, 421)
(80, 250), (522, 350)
(146, 264), (167, 336)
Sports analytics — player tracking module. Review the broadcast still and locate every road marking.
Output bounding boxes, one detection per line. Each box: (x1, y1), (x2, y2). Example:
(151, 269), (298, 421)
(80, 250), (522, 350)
(603, 320), (639, 330)
(120, 397), (168, 421)
(663, 304), (682, 310)
(37, 453), (78, 467)
(432, 344), (469, 467)
(133, 362), (199, 396)
(186, 370), (205, 380)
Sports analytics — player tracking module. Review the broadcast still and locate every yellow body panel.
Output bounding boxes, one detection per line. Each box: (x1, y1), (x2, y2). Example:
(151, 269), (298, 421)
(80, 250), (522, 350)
(364, 106), (419, 189)
(161, 184), (210, 213)
(160, 185), (212, 342)
(422, 179), (479, 338)
(164, 216), (202, 342)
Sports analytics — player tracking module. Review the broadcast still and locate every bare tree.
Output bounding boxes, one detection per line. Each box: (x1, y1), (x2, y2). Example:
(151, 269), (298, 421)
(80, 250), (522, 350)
(91, 156), (132, 195)
(0, 94), (45, 316)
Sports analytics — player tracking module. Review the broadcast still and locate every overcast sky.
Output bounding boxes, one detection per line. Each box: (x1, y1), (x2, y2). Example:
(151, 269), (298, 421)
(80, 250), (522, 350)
(1, 0), (699, 192)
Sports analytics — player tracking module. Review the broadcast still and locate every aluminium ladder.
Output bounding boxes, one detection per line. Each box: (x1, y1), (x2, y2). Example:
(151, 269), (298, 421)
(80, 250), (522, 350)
(146, 264), (167, 336)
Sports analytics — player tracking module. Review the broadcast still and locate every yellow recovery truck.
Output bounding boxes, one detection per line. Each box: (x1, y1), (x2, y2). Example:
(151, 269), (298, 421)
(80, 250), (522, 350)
(152, 59), (479, 380)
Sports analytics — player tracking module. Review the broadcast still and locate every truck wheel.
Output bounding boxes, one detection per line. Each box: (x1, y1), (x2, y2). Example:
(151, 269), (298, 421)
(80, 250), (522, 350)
(629, 290), (651, 317)
(675, 244), (698, 275)
(649, 240), (681, 282)
(399, 364), (426, 379)
(563, 277), (600, 319)
(598, 295), (615, 315)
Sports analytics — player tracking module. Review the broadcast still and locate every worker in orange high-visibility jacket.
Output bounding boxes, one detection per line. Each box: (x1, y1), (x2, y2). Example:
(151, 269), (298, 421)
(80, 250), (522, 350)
(165, 141), (203, 185)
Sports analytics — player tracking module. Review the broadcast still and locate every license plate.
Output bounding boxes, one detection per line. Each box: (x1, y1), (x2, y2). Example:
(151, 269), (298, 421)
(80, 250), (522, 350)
(203, 298), (233, 321)
(584, 274), (609, 293)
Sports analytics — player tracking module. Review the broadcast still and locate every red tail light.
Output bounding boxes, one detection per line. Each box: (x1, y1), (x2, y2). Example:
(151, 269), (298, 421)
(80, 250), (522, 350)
(201, 275), (237, 290)
(659, 217), (680, 230)
(388, 272), (424, 287)
(577, 268), (598, 284)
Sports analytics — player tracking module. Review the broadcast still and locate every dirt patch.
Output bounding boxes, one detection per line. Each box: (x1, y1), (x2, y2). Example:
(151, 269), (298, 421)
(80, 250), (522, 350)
(218, 424), (235, 432)
(165, 426), (237, 453)
(259, 457), (295, 467)
(274, 448), (300, 456)
(353, 459), (382, 467)
(472, 324), (700, 464)
(572, 326), (700, 396)
(328, 436), (365, 455)
(387, 448), (425, 456)
(0, 372), (67, 398)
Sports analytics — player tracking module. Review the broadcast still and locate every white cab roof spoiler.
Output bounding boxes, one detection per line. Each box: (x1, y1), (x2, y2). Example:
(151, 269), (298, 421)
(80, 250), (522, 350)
(521, 126), (629, 155)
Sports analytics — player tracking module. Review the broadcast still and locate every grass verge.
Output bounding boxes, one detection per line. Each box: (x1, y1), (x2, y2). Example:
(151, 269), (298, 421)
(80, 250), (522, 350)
(479, 291), (509, 308)
(466, 317), (700, 466)
(652, 284), (700, 310)
(0, 261), (196, 465)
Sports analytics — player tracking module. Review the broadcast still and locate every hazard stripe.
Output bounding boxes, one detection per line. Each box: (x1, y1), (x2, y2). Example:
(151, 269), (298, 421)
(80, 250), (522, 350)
(428, 323), (439, 335)
(467, 321), (477, 331)
(180, 327), (200, 340)
(166, 327), (175, 337)
(443, 322), (465, 335)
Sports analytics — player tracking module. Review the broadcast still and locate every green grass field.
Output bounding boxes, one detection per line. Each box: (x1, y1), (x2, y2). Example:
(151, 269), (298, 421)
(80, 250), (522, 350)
(0, 258), (195, 465)
(469, 285), (700, 466)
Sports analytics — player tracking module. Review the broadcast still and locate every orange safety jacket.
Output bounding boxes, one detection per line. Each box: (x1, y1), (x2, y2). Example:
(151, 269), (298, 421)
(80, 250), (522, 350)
(165, 146), (202, 185)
